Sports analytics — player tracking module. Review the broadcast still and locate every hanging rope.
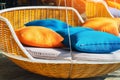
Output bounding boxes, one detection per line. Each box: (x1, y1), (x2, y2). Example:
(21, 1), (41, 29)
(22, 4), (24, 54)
(58, 0), (61, 6)
(64, 0), (73, 60)
(71, 0), (75, 26)
(64, 0), (73, 78)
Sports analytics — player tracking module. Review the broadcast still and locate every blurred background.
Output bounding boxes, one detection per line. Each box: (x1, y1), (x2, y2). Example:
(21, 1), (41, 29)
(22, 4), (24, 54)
(0, 0), (56, 8)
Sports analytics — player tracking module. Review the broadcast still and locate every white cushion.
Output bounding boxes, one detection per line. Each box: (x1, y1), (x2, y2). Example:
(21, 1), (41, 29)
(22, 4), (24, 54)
(72, 50), (120, 61)
(25, 46), (120, 61)
(25, 47), (71, 60)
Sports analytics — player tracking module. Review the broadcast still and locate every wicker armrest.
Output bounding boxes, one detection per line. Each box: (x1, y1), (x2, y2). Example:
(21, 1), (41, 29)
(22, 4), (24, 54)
(0, 16), (34, 59)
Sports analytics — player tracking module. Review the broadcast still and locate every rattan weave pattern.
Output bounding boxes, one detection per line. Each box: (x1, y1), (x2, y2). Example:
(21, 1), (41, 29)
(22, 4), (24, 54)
(9, 57), (120, 78)
(0, 6), (120, 79)
(0, 8), (80, 29)
(0, 20), (27, 57)
(9, 57), (71, 78)
(86, 0), (113, 18)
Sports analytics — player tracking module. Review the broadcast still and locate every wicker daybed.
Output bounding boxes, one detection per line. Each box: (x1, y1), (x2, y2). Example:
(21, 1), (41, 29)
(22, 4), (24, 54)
(0, 6), (120, 79)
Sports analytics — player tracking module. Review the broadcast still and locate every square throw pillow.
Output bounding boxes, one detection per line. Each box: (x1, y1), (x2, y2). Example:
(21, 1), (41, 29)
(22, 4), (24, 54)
(57, 27), (93, 47)
(106, 0), (120, 10)
(71, 31), (120, 53)
(58, 27), (120, 53)
(25, 18), (72, 31)
(82, 17), (119, 36)
(15, 26), (64, 48)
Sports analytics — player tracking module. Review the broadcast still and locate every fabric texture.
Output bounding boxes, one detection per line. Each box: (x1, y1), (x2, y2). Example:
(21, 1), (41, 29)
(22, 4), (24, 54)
(15, 26), (64, 48)
(82, 17), (119, 36)
(25, 18), (72, 31)
(25, 47), (71, 60)
(58, 27), (120, 53)
(72, 50), (120, 61)
(105, 0), (120, 4)
(56, 27), (93, 47)
(71, 31), (120, 53)
(106, 1), (120, 10)
(25, 46), (120, 61)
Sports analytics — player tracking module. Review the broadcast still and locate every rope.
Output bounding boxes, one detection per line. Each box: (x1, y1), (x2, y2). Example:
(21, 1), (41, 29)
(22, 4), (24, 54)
(71, 0), (75, 26)
(64, 0), (73, 59)
(64, 0), (73, 78)
(58, 0), (61, 6)
(58, 0), (61, 20)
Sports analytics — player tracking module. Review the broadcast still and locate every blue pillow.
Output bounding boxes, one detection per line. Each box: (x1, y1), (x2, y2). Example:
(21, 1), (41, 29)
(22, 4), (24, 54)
(57, 27), (93, 47)
(25, 18), (72, 31)
(58, 28), (120, 53)
(72, 31), (120, 53)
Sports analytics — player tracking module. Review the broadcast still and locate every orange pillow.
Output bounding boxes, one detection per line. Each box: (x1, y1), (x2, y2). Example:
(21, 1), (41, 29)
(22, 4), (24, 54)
(107, 0), (120, 3)
(82, 17), (119, 36)
(106, 0), (120, 10)
(15, 26), (64, 47)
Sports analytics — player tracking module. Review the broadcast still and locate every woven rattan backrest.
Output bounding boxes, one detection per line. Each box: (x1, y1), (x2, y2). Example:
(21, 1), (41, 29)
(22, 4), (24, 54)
(0, 7), (82, 30)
